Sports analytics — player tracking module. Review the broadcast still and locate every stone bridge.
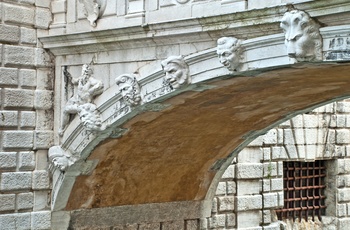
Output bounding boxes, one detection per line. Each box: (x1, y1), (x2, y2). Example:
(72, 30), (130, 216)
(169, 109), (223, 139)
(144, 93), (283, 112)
(38, 0), (350, 228)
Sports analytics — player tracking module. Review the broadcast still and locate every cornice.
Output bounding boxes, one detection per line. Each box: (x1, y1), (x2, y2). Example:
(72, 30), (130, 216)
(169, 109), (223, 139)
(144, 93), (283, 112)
(39, 0), (350, 56)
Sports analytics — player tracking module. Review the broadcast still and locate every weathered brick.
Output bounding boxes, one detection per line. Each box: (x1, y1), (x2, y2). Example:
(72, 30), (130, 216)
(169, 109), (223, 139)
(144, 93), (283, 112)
(0, 67), (18, 86)
(0, 172), (32, 191)
(263, 193), (278, 208)
(35, 48), (52, 67)
(236, 163), (263, 179)
(0, 194), (16, 211)
(0, 24), (20, 43)
(227, 181), (236, 195)
(263, 129), (277, 145)
(32, 170), (50, 190)
(52, 0), (66, 13)
(3, 131), (34, 149)
(208, 214), (225, 228)
(34, 90), (53, 110)
(336, 129), (350, 144)
(20, 69), (36, 87)
(36, 0), (51, 8)
(31, 211), (51, 229)
(16, 213), (31, 230)
(222, 164), (235, 179)
(0, 111), (18, 127)
(161, 220), (184, 230)
(19, 151), (35, 170)
(4, 88), (34, 109)
(0, 152), (17, 169)
(3, 3), (34, 25)
(338, 188), (350, 202)
(236, 195), (262, 211)
(21, 111), (36, 128)
(185, 219), (199, 230)
(34, 131), (54, 149)
(227, 213), (235, 227)
(35, 7), (52, 29)
(218, 196), (235, 212)
(20, 27), (36, 44)
(4, 45), (36, 67)
(17, 192), (34, 210)
(0, 214), (16, 229)
(215, 181), (226, 196)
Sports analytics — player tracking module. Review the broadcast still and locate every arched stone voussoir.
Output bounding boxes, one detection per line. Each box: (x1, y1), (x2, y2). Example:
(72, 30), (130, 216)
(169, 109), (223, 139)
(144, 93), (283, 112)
(62, 62), (350, 212)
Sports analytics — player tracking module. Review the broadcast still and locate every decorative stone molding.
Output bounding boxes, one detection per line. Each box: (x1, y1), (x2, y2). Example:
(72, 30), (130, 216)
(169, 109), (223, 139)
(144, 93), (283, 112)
(161, 55), (190, 90)
(115, 74), (142, 106)
(60, 64), (104, 135)
(280, 9), (322, 62)
(48, 146), (76, 172)
(217, 37), (243, 71)
(325, 36), (350, 61)
(79, 0), (107, 27)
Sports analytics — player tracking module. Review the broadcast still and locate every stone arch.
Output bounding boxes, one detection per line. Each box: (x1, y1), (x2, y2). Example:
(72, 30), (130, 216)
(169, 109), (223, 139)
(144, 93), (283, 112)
(207, 98), (350, 229)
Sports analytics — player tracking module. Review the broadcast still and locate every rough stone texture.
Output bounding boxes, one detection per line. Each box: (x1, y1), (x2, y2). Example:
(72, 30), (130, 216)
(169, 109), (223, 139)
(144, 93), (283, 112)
(17, 192), (34, 210)
(18, 151), (36, 170)
(31, 211), (51, 229)
(32, 170), (50, 190)
(0, 194), (16, 211)
(0, 172), (32, 191)
(2, 131), (34, 149)
(0, 152), (17, 169)
(0, 67), (18, 86)
(3, 88), (34, 109)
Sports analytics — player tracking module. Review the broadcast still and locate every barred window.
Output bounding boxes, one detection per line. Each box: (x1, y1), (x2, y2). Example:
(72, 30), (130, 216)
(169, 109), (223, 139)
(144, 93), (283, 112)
(276, 161), (326, 221)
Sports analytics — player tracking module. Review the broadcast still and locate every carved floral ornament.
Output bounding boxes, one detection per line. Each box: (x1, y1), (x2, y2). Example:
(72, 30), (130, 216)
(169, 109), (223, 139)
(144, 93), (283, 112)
(280, 9), (322, 62)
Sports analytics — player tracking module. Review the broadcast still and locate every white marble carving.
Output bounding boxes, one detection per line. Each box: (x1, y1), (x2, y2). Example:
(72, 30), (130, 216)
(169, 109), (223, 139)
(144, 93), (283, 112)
(325, 37), (350, 61)
(60, 64), (104, 135)
(115, 74), (142, 106)
(79, 103), (105, 132)
(280, 10), (322, 62)
(161, 55), (190, 89)
(48, 146), (76, 172)
(217, 37), (243, 71)
(79, 0), (106, 27)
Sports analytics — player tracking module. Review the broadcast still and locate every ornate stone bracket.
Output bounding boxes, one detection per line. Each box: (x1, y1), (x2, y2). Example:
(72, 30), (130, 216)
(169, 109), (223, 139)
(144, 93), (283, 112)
(217, 37), (243, 71)
(161, 55), (191, 90)
(79, 0), (107, 27)
(280, 9), (322, 62)
(48, 146), (77, 172)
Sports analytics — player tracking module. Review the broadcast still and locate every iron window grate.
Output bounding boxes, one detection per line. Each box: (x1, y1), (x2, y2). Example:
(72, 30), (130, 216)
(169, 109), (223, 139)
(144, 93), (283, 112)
(276, 161), (326, 221)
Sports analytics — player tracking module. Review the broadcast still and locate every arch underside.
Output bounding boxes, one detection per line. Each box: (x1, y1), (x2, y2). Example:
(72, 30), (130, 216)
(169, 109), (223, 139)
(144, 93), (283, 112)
(66, 63), (350, 210)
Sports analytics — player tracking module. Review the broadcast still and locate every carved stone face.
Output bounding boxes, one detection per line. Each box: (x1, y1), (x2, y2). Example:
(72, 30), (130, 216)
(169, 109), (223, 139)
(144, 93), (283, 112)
(115, 74), (141, 106)
(48, 146), (70, 172)
(161, 56), (190, 89)
(52, 156), (69, 171)
(217, 37), (242, 71)
(280, 10), (322, 61)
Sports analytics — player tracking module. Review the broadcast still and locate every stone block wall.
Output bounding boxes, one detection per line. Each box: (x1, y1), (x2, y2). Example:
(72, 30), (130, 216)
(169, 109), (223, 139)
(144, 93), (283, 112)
(0, 0), (53, 229)
(209, 99), (350, 230)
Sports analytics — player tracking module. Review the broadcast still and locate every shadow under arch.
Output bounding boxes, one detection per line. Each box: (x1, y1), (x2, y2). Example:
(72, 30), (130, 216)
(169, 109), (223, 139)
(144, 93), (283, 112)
(64, 62), (350, 219)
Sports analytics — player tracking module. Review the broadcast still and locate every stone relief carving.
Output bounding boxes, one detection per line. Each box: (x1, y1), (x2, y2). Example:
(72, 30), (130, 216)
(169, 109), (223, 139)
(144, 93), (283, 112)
(79, 0), (106, 27)
(217, 37), (243, 71)
(48, 146), (76, 172)
(280, 9), (322, 62)
(79, 103), (105, 132)
(115, 74), (142, 106)
(60, 64), (104, 135)
(325, 37), (350, 61)
(161, 55), (190, 90)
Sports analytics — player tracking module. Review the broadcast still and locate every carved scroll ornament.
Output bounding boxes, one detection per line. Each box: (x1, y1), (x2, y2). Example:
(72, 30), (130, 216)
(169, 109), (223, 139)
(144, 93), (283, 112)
(280, 10), (322, 62)
(161, 55), (190, 90)
(115, 74), (142, 106)
(217, 37), (243, 71)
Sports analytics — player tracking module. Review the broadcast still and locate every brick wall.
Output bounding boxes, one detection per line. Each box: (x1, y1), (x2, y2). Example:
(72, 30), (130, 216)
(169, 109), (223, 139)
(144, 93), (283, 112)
(0, 0), (53, 229)
(209, 99), (350, 230)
